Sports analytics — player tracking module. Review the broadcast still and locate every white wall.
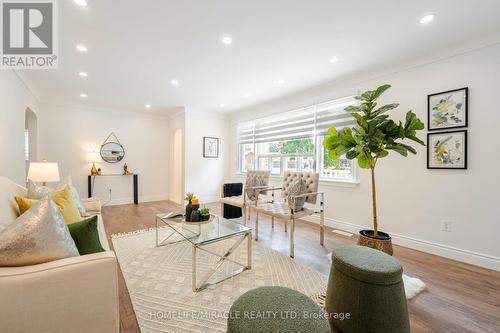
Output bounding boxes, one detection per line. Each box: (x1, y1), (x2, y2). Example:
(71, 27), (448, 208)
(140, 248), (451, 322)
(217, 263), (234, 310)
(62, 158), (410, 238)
(0, 70), (39, 185)
(37, 104), (170, 205)
(228, 44), (500, 271)
(184, 110), (230, 203)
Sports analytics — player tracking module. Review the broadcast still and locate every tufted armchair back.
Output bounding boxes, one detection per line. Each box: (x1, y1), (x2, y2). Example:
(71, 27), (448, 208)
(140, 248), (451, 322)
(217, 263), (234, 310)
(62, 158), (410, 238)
(281, 172), (320, 204)
(245, 170), (271, 187)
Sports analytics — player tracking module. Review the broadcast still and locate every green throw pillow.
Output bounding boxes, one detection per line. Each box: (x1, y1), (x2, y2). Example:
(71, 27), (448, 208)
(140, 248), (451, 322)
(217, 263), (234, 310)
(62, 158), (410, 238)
(67, 215), (105, 255)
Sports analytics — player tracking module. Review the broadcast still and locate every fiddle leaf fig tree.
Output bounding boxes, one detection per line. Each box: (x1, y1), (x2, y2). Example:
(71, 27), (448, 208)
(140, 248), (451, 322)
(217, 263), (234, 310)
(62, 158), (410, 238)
(323, 84), (425, 237)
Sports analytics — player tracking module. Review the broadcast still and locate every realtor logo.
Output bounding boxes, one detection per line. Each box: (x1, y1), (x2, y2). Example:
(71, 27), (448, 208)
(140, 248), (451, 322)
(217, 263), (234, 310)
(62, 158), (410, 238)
(1, 0), (58, 68)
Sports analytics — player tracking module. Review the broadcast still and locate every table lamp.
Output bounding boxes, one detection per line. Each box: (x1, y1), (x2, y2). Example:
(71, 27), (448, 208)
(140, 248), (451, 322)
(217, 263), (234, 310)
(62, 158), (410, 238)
(27, 161), (60, 186)
(87, 151), (101, 175)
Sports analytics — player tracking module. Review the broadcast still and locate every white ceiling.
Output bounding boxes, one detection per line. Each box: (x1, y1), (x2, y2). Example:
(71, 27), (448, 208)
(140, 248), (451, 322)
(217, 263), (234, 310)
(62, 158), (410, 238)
(18, 0), (500, 114)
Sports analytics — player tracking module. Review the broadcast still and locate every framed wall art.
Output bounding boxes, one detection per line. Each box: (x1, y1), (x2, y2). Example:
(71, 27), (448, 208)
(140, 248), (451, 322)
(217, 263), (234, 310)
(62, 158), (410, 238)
(203, 137), (219, 158)
(428, 87), (468, 130)
(427, 130), (467, 169)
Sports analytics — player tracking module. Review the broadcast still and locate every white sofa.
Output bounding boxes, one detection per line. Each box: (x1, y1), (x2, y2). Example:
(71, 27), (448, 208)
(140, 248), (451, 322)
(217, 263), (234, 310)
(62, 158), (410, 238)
(0, 176), (119, 333)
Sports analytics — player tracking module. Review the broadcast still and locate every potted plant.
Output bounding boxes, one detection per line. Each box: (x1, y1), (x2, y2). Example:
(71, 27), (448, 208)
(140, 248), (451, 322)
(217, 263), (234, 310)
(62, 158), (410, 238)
(184, 192), (195, 221)
(323, 84), (425, 255)
(200, 207), (210, 221)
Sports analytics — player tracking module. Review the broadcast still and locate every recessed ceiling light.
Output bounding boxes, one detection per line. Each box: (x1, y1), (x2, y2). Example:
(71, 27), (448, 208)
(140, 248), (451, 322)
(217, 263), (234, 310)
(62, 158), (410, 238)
(145, 104), (151, 108)
(243, 93), (250, 98)
(220, 103), (226, 108)
(278, 79), (285, 85)
(76, 44), (87, 52)
(222, 36), (232, 45)
(419, 14), (435, 24)
(171, 79), (179, 85)
(80, 93), (87, 98)
(78, 71), (88, 77)
(74, 0), (87, 7)
(329, 57), (340, 64)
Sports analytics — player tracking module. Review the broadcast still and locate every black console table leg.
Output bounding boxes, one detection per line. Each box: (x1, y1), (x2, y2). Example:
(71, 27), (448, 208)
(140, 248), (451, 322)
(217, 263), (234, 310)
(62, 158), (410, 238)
(88, 175), (92, 198)
(133, 174), (138, 204)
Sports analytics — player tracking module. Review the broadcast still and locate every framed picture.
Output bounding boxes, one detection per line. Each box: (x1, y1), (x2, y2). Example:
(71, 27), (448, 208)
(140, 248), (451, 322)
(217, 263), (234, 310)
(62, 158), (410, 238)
(428, 87), (468, 130)
(203, 137), (219, 158)
(427, 130), (467, 169)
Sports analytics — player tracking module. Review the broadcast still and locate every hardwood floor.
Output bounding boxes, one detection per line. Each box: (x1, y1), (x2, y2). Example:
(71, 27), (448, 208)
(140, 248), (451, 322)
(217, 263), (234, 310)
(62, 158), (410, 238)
(102, 201), (500, 333)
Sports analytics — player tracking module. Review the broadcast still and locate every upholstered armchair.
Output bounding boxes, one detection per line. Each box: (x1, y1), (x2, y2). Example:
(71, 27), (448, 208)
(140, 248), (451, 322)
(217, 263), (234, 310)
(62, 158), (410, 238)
(219, 170), (271, 224)
(253, 172), (324, 258)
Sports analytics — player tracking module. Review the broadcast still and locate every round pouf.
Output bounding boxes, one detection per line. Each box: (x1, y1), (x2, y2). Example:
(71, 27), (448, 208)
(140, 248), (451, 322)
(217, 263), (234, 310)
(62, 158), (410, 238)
(326, 245), (410, 333)
(227, 286), (330, 333)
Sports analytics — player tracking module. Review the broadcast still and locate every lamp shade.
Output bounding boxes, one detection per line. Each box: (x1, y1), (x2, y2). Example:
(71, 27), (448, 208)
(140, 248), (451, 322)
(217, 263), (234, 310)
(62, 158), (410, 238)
(87, 151), (101, 163)
(27, 162), (60, 183)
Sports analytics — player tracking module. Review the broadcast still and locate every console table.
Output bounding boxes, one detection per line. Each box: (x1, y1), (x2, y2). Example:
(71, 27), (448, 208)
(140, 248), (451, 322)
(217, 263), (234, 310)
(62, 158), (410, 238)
(88, 174), (138, 204)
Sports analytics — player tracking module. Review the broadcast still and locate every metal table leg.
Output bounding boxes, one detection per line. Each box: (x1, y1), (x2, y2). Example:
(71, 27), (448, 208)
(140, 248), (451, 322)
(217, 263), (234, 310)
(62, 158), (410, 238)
(192, 232), (252, 292)
(192, 246), (197, 292)
(247, 232), (252, 269)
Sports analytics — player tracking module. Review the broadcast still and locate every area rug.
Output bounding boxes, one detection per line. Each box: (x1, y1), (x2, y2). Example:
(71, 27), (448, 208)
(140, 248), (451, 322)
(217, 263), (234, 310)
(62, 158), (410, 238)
(112, 228), (327, 333)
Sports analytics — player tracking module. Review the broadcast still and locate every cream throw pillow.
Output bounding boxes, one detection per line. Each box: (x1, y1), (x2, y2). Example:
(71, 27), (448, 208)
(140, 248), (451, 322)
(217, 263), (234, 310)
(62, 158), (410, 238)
(287, 178), (308, 212)
(26, 180), (84, 222)
(0, 196), (79, 266)
(65, 176), (86, 216)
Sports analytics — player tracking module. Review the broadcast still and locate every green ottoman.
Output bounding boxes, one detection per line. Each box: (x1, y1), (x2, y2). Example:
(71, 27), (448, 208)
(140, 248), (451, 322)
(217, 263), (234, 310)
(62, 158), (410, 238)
(227, 286), (330, 333)
(326, 245), (410, 333)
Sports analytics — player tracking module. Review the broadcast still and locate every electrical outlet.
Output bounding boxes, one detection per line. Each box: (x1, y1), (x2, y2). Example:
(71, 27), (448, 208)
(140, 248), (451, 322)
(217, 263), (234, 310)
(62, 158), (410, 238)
(441, 220), (452, 232)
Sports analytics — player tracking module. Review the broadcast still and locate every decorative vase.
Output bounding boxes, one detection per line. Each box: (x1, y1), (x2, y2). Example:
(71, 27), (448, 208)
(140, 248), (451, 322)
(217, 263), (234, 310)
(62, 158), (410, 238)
(185, 201), (193, 222)
(190, 210), (200, 222)
(201, 214), (210, 221)
(90, 162), (98, 175)
(357, 230), (393, 255)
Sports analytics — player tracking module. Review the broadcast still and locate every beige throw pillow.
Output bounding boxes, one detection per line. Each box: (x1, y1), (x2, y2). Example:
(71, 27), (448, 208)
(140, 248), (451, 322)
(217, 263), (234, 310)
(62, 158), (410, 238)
(245, 176), (262, 201)
(0, 196), (79, 266)
(287, 178), (308, 212)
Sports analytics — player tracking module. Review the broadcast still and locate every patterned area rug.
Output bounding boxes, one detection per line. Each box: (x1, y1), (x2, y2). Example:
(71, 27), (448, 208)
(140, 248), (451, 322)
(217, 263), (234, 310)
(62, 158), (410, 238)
(112, 228), (327, 333)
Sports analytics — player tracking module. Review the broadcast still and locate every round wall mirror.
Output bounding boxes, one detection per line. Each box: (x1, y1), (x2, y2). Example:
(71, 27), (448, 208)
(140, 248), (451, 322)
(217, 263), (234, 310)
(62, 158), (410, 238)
(100, 142), (125, 163)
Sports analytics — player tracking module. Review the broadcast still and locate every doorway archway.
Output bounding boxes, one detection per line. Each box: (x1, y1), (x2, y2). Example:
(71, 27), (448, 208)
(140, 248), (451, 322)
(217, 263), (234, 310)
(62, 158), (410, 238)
(25, 108), (38, 179)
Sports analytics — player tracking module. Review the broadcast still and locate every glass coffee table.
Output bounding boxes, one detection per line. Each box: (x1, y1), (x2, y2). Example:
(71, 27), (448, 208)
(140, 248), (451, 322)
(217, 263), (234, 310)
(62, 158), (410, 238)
(155, 213), (252, 292)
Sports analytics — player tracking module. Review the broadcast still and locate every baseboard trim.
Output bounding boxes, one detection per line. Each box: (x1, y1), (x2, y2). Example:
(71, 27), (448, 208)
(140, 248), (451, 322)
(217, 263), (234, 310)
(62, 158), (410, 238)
(303, 215), (500, 272)
(104, 195), (169, 206)
(197, 195), (221, 205)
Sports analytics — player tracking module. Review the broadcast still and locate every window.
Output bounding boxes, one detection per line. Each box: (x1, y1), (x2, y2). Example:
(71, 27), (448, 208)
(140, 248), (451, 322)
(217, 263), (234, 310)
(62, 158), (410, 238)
(319, 136), (354, 180)
(254, 138), (315, 175)
(238, 96), (358, 182)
